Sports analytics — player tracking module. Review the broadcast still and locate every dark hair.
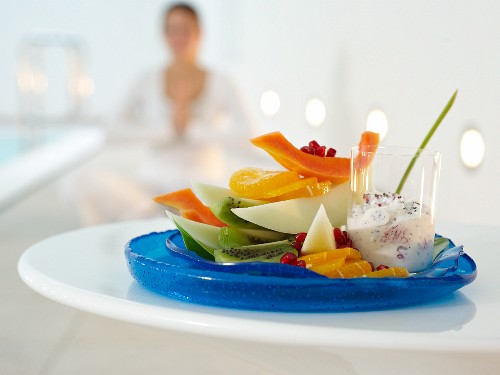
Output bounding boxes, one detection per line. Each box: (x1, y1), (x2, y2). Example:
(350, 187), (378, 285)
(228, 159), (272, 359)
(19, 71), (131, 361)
(164, 2), (199, 24)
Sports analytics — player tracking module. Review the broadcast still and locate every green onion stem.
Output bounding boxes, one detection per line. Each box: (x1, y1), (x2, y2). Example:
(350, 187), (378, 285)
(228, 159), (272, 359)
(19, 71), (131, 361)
(395, 90), (458, 194)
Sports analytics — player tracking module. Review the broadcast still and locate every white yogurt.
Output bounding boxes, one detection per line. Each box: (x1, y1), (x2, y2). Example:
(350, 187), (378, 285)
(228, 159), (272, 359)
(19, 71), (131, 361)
(347, 193), (434, 272)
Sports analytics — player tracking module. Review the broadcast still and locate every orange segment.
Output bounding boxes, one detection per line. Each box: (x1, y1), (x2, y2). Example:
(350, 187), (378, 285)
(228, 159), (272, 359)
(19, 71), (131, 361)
(263, 177), (318, 200)
(365, 267), (409, 278)
(298, 248), (361, 266)
(328, 260), (373, 278)
(229, 168), (314, 199)
(269, 181), (333, 201)
(308, 259), (345, 277)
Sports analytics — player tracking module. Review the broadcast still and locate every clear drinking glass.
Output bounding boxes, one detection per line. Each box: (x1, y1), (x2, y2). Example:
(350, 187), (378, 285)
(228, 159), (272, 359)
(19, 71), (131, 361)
(347, 146), (441, 272)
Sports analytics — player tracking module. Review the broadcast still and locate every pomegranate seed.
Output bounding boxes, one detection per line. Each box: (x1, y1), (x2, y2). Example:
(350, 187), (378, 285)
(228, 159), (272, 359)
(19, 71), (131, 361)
(280, 252), (298, 265)
(291, 241), (303, 252)
(296, 260), (307, 268)
(326, 148), (337, 157)
(295, 232), (307, 243)
(368, 262), (375, 271)
(300, 146), (315, 155)
(309, 140), (321, 150)
(376, 264), (390, 271)
(333, 227), (344, 243)
(315, 145), (327, 157)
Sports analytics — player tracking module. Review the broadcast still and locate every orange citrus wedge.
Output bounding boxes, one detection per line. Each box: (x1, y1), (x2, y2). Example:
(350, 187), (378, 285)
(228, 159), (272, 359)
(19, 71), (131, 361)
(308, 259), (346, 277)
(298, 248), (361, 266)
(364, 267), (409, 278)
(229, 168), (318, 200)
(327, 260), (373, 278)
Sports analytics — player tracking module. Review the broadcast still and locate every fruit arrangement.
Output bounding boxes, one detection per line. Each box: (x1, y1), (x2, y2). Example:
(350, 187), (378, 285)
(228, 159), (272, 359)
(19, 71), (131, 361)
(153, 130), (414, 279)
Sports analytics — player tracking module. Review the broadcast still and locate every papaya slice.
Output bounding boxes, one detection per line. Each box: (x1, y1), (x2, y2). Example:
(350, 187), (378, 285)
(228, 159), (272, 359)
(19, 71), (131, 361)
(250, 131), (380, 183)
(178, 209), (204, 223)
(353, 131), (381, 170)
(153, 188), (227, 227)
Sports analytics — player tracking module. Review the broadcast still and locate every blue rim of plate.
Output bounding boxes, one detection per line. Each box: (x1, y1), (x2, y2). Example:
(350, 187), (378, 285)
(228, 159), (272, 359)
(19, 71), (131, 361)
(125, 230), (477, 312)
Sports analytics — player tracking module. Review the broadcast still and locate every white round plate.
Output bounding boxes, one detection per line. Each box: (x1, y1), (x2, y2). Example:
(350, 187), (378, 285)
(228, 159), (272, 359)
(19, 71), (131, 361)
(18, 219), (500, 352)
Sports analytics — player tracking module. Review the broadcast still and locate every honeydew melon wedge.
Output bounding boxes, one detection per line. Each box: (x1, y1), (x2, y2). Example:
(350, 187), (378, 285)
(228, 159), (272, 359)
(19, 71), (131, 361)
(190, 181), (244, 206)
(300, 204), (336, 255)
(231, 181), (349, 234)
(167, 211), (221, 253)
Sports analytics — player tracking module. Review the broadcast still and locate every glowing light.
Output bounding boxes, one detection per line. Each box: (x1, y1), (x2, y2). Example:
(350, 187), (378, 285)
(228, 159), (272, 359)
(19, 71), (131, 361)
(460, 129), (485, 168)
(76, 76), (94, 96)
(305, 98), (326, 127)
(366, 109), (388, 140)
(260, 90), (280, 116)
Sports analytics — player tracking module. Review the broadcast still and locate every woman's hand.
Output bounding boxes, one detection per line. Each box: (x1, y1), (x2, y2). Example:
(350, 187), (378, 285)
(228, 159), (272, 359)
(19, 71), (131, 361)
(170, 76), (193, 136)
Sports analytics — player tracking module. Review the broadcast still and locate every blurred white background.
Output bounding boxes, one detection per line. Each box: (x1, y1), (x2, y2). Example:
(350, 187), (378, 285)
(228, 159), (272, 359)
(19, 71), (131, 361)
(0, 0), (498, 223)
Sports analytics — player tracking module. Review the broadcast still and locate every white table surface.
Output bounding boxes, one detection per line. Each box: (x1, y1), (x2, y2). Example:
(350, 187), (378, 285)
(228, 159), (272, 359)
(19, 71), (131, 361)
(0, 126), (105, 212)
(17, 218), (499, 351)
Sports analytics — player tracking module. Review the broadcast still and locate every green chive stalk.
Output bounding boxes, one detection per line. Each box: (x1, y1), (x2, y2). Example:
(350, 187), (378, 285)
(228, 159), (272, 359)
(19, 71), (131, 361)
(395, 90), (458, 194)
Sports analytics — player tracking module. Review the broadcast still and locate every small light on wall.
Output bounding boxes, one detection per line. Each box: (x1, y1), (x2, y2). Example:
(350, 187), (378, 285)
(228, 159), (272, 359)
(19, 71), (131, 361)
(260, 90), (280, 116)
(366, 109), (388, 140)
(305, 98), (326, 127)
(460, 128), (485, 169)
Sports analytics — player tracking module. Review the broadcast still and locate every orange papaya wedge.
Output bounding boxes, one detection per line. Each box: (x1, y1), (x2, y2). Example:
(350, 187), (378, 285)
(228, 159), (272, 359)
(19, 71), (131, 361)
(178, 209), (204, 223)
(250, 131), (380, 183)
(353, 131), (381, 170)
(153, 188), (227, 227)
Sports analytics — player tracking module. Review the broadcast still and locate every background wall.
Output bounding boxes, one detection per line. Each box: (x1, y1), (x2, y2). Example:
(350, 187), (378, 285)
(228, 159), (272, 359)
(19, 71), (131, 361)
(1, 0), (498, 225)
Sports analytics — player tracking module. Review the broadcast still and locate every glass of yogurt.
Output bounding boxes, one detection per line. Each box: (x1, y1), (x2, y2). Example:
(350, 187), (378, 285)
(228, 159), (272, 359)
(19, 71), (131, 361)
(347, 146), (441, 272)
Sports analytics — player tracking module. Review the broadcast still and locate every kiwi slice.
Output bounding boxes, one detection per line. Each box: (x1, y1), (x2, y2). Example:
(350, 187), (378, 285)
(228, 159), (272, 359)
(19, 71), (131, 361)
(217, 227), (289, 248)
(214, 239), (295, 263)
(210, 197), (264, 229)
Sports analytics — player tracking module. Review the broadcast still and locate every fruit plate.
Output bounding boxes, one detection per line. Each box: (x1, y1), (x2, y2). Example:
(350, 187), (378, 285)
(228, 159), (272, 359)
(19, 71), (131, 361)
(125, 230), (477, 312)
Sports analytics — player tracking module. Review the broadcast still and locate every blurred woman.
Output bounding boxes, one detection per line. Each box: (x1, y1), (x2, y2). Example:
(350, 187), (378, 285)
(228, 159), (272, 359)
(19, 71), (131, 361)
(70, 3), (256, 225)
(120, 2), (252, 143)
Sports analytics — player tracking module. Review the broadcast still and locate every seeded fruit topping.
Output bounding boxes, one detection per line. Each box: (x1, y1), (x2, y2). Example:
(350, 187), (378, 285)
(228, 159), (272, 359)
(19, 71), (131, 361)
(300, 140), (337, 157)
(295, 232), (307, 243)
(376, 264), (390, 271)
(326, 148), (337, 157)
(291, 241), (303, 252)
(296, 260), (307, 268)
(309, 140), (320, 149)
(280, 252), (298, 265)
(333, 227), (353, 249)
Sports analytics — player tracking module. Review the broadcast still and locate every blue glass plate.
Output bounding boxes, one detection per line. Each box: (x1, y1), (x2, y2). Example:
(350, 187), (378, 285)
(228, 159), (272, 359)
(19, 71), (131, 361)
(125, 230), (477, 312)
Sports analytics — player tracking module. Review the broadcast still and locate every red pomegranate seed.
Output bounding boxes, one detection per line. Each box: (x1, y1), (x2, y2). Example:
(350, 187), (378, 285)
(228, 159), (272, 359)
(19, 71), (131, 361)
(376, 264), (390, 271)
(280, 252), (298, 265)
(300, 146), (315, 155)
(309, 140), (320, 149)
(315, 145), (327, 157)
(295, 232), (307, 243)
(291, 241), (303, 252)
(326, 148), (337, 157)
(333, 228), (344, 243)
(296, 260), (307, 268)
